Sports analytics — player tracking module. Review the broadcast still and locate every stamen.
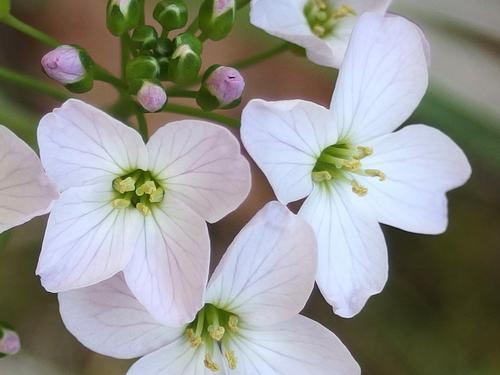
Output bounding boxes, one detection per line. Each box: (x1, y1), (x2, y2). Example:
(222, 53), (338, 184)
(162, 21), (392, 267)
(228, 315), (239, 333)
(185, 328), (202, 348)
(136, 202), (151, 216)
(225, 350), (238, 370)
(113, 177), (136, 194)
(204, 353), (220, 372)
(354, 146), (373, 159)
(351, 180), (368, 197)
(342, 159), (361, 171)
(365, 169), (385, 181)
(312, 171), (332, 183)
(136, 181), (156, 196)
(149, 187), (164, 203)
(208, 325), (225, 341)
(305, 1), (356, 38)
(112, 198), (131, 208)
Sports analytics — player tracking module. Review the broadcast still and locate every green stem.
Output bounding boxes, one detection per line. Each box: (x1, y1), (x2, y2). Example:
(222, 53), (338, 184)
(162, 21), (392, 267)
(0, 66), (70, 101)
(136, 111), (149, 141)
(164, 103), (240, 128)
(1, 14), (59, 47)
(167, 88), (197, 98)
(231, 43), (289, 70)
(95, 66), (128, 91)
(236, 0), (251, 10)
(120, 35), (130, 80)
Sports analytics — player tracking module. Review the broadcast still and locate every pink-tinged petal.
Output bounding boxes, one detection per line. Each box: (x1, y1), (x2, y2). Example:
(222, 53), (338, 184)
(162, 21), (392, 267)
(359, 124), (471, 234)
(206, 202), (317, 326)
(0, 125), (58, 233)
(124, 196), (209, 327)
(231, 315), (360, 375)
(330, 13), (429, 143)
(37, 183), (143, 292)
(147, 120), (250, 224)
(241, 99), (337, 204)
(59, 274), (182, 359)
(38, 99), (148, 191)
(299, 184), (388, 318)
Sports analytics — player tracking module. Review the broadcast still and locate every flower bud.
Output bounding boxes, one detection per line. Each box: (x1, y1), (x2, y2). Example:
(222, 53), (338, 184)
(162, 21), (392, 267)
(199, 0), (235, 41)
(106, 0), (141, 36)
(137, 81), (167, 112)
(197, 65), (244, 111)
(41, 45), (94, 93)
(168, 33), (202, 84)
(126, 56), (161, 83)
(0, 0), (11, 19)
(153, 0), (188, 32)
(131, 25), (158, 50)
(0, 325), (20, 357)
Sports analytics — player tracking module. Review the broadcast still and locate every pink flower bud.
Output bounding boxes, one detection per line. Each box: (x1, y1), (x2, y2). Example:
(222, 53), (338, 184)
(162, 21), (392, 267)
(137, 82), (167, 113)
(0, 329), (21, 356)
(214, 0), (235, 17)
(41, 45), (85, 84)
(205, 66), (244, 106)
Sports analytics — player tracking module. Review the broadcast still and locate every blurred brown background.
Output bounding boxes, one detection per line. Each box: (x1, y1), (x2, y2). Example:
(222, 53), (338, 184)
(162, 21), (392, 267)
(1, 1), (499, 374)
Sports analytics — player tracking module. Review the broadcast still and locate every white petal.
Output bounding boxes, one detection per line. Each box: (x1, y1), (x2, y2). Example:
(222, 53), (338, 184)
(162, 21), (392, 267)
(230, 315), (360, 375)
(0, 125), (58, 233)
(38, 99), (148, 191)
(127, 337), (226, 375)
(206, 201), (317, 326)
(59, 273), (182, 359)
(124, 196), (209, 327)
(147, 120), (251, 224)
(330, 13), (429, 142)
(299, 184), (388, 318)
(241, 99), (337, 204)
(37, 183), (143, 292)
(359, 124), (472, 234)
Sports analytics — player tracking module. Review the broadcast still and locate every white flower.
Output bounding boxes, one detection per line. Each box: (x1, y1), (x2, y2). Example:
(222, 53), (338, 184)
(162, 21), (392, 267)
(241, 13), (471, 318)
(0, 125), (58, 234)
(36, 99), (251, 326)
(59, 202), (360, 374)
(250, 0), (392, 68)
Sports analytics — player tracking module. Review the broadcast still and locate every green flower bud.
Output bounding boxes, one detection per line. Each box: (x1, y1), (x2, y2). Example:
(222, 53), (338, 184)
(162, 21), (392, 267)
(0, 0), (11, 19)
(157, 56), (170, 81)
(106, 0), (141, 36)
(199, 0), (235, 41)
(197, 65), (244, 111)
(155, 37), (175, 57)
(153, 0), (188, 32)
(131, 26), (158, 50)
(168, 33), (202, 84)
(126, 55), (161, 83)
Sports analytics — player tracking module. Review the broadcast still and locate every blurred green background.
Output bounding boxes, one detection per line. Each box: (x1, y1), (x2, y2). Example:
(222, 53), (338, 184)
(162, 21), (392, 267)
(1, 0), (499, 374)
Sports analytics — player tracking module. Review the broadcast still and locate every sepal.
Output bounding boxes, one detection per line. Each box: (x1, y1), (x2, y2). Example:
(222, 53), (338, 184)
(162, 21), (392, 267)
(167, 33), (202, 84)
(199, 0), (235, 41)
(153, 0), (188, 32)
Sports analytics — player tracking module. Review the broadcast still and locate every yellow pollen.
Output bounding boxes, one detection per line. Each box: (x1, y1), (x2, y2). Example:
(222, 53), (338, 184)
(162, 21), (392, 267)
(113, 177), (136, 194)
(366, 169), (385, 181)
(204, 353), (220, 372)
(351, 180), (368, 197)
(334, 4), (356, 18)
(313, 0), (327, 9)
(208, 325), (225, 341)
(185, 329), (202, 348)
(355, 146), (373, 159)
(112, 198), (131, 208)
(149, 187), (164, 203)
(342, 159), (361, 170)
(136, 181), (156, 196)
(136, 203), (152, 216)
(225, 350), (238, 370)
(312, 171), (332, 183)
(313, 25), (326, 37)
(228, 315), (239, 333)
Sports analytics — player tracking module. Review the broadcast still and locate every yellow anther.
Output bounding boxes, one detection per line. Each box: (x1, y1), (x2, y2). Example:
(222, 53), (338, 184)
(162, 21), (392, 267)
(313, 0), (327, 9)
(136, 181), (156, 196)
(355, 146), (373, 159)
(113, 177), (136, 194)
(208, 325), (225, 341)
(313, 25), (326, 37)
(312, 171), (332, 183)
(365, 169), (385, 181)
(225, 350), (238, 370)
(204, 353), (220, 372)
(228, 315), (239, 333)
(136, 203), (151, 216)
(334, 4), (356, 18)
(351, 180), (368, 197)
(342, 159), (361, 171)
(185, 328), (202, 348)
(112, 198), (131, 209)
(149, 187), (164, 203)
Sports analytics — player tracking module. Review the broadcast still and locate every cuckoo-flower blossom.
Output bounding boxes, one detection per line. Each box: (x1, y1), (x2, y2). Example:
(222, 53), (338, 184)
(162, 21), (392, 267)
(36, 99), (251, 326)
(250, 0), (392, 68)
(241, 13), (471, 318)
(59, 202), (360, 374)
(0, 125), (58, 234)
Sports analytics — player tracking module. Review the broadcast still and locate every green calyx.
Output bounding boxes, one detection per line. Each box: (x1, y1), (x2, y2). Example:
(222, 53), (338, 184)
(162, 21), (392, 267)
(131, 25), (159, 51)
(112, 169), (164, 216)
(304, 0), (356, 38)
(153, 0), (188, 32)
(199, 0), (236, 41)
(65, 46), (95, 93)
(106, 0), (142, 36)
(168, 33), (202, 84)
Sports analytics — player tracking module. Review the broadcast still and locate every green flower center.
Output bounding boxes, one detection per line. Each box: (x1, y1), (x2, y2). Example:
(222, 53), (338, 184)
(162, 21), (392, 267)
(313, 143), (385, 196)
(304, 0), (356, 38)
(185, 304), (240, 371)
(111, 169), (164, 215)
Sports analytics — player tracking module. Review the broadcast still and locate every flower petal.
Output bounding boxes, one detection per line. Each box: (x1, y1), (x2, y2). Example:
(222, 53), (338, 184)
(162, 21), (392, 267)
(330, 13), (429, 143)
(206, 201), (317, 326)
(230, 314), (360, 375)
(59, 273), (182, 359)
(38, 99), (148, 191)
(37, 183), (143, 292)
(241, 99), (337, 204)
(147, 120), (251, 224)
(0, 125), (58, 233)
(359, 124), (472, 234)
(127, 337), (226, 375)
(299, 184), (388, 318)
(124, 196), (209, 327)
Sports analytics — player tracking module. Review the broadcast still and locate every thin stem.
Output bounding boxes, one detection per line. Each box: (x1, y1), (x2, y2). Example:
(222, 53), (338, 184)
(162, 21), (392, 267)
(164, 103), (240, 128)
(167, 88), (197, 98)
(136, 111), (149, 141)
(236, 0), (251, 10)
(95, 66), (128, 91)
(1, 14), (59, 47)
(120, 35), (130, 80)
(0, 66), (70, 101)
(231, 43), (289, 70)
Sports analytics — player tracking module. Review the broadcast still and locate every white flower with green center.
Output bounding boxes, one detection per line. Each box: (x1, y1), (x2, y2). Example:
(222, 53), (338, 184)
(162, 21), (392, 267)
(36, 99), (251, 326)
(250, 0), (392, 68)
(241, 13), (471, 318)
(58, 202), (360, 374)
(0, 125), (58, 234)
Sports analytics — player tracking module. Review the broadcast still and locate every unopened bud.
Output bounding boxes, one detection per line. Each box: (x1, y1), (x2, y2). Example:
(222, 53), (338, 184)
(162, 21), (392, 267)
(41, 45), (94, 93)
(153, 0), (188, 31)
(131, 25), (158, 50)
(197, 65), (244, 111)
(137, 81), (167, 112)
(199, 0), (235, 41)
(106, 0), (141, 36)
(168, 33), (202, 84)
(0, 326), (21, 357)
(126, 56), (161, 91)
